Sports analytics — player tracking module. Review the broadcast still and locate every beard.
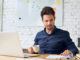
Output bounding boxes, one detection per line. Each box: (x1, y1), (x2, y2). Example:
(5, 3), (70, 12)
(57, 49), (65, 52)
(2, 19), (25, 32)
(46, 25), (54, 30)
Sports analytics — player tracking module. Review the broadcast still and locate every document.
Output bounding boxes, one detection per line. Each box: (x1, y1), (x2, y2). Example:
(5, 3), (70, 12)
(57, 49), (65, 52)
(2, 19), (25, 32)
(46, 55), (73, 59)
(16, 58), (44, 60)
(16, 58), (24, 60)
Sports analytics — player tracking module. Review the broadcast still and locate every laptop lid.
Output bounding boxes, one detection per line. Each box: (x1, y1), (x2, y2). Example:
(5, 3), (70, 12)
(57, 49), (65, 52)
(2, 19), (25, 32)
(0, 32), (24, 57)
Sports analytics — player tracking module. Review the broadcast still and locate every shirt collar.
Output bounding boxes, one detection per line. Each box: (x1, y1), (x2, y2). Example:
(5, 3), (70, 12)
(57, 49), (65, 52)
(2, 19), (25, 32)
(44, 26), (57, 35)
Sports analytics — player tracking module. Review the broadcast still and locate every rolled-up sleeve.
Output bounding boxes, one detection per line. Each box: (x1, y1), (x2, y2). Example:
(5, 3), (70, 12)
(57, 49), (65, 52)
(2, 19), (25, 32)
(64, 31), (79, 55)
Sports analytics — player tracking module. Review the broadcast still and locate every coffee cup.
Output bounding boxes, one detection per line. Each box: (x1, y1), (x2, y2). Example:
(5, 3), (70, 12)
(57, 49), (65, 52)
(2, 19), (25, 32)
(33, 45), (40, 53)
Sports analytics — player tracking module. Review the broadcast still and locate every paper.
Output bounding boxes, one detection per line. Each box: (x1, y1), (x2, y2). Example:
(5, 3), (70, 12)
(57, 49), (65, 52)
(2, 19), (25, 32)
(16, 58), (44, 60)
(16, 58), (24, 60)
(25, 0), (29, 3)
(46, 55), (73, 59)
(57, 0), (61, 5)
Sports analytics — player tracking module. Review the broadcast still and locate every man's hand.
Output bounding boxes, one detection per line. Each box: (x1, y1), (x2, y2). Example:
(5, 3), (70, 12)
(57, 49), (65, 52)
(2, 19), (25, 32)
(28, 46), (34, 54)
(60, 50), (73, 56)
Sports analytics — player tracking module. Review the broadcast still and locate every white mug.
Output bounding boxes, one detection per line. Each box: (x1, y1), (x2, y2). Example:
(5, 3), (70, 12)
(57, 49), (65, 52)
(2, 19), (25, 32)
(33, 45), (40, 53)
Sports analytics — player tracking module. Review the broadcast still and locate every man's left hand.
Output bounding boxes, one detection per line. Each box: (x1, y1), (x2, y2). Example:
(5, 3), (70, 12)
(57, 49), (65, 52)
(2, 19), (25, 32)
(60, 50), (73, 56)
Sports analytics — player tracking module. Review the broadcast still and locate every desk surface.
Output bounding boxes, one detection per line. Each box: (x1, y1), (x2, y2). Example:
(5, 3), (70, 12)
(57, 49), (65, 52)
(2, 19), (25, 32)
(0, 54), (78, 60)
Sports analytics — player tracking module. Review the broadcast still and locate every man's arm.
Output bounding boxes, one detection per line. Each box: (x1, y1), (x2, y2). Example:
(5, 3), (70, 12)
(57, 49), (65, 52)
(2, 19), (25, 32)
(63, 31), (79, 56)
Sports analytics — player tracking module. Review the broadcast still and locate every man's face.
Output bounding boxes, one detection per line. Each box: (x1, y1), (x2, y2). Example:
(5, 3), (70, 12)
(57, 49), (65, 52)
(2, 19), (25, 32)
(42, 14), (55, 30)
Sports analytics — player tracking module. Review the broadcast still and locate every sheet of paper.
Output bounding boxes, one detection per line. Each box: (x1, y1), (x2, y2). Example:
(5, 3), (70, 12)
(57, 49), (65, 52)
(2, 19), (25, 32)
(57, 0), (61, 5)
(16, 58), (24, 60)
(16, 58), (44, 60)
(25, 59), (44, 60)
(46, 55), (73, 59)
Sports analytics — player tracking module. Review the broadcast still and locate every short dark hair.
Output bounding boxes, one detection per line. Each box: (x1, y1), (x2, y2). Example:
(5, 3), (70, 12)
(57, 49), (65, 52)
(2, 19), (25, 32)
(41, 6), (55, 19)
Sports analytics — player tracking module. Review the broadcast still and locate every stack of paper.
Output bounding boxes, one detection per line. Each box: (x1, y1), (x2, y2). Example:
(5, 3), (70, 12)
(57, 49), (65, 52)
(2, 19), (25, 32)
(46, 55), (73, 59)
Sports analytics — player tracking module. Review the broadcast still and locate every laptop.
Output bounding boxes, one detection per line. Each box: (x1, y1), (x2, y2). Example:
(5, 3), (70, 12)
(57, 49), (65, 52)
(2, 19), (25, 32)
(0, 32), (31, 58)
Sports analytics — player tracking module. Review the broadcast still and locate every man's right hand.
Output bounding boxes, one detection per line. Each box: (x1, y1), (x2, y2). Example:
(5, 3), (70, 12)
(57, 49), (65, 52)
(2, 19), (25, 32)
(28, 46), (34, 54)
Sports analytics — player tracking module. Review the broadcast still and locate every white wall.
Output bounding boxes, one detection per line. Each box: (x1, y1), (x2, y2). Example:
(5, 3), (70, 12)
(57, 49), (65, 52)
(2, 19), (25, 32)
(2, 0), (80, 49)
(0, 0), (3, 31)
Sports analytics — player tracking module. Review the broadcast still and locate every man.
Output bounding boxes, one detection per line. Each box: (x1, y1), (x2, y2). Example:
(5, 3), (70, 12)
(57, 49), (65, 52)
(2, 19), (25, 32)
(28, 6), (79, 56)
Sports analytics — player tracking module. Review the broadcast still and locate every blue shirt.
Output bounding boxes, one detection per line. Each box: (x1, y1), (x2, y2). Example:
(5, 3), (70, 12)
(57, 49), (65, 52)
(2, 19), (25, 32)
(34, 26), (79, 55)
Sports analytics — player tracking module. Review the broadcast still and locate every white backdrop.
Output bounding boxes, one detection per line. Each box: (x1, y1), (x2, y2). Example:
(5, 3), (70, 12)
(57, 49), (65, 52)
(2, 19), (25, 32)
(0, 0), (3, 31)
(17, 0), (63, 27)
